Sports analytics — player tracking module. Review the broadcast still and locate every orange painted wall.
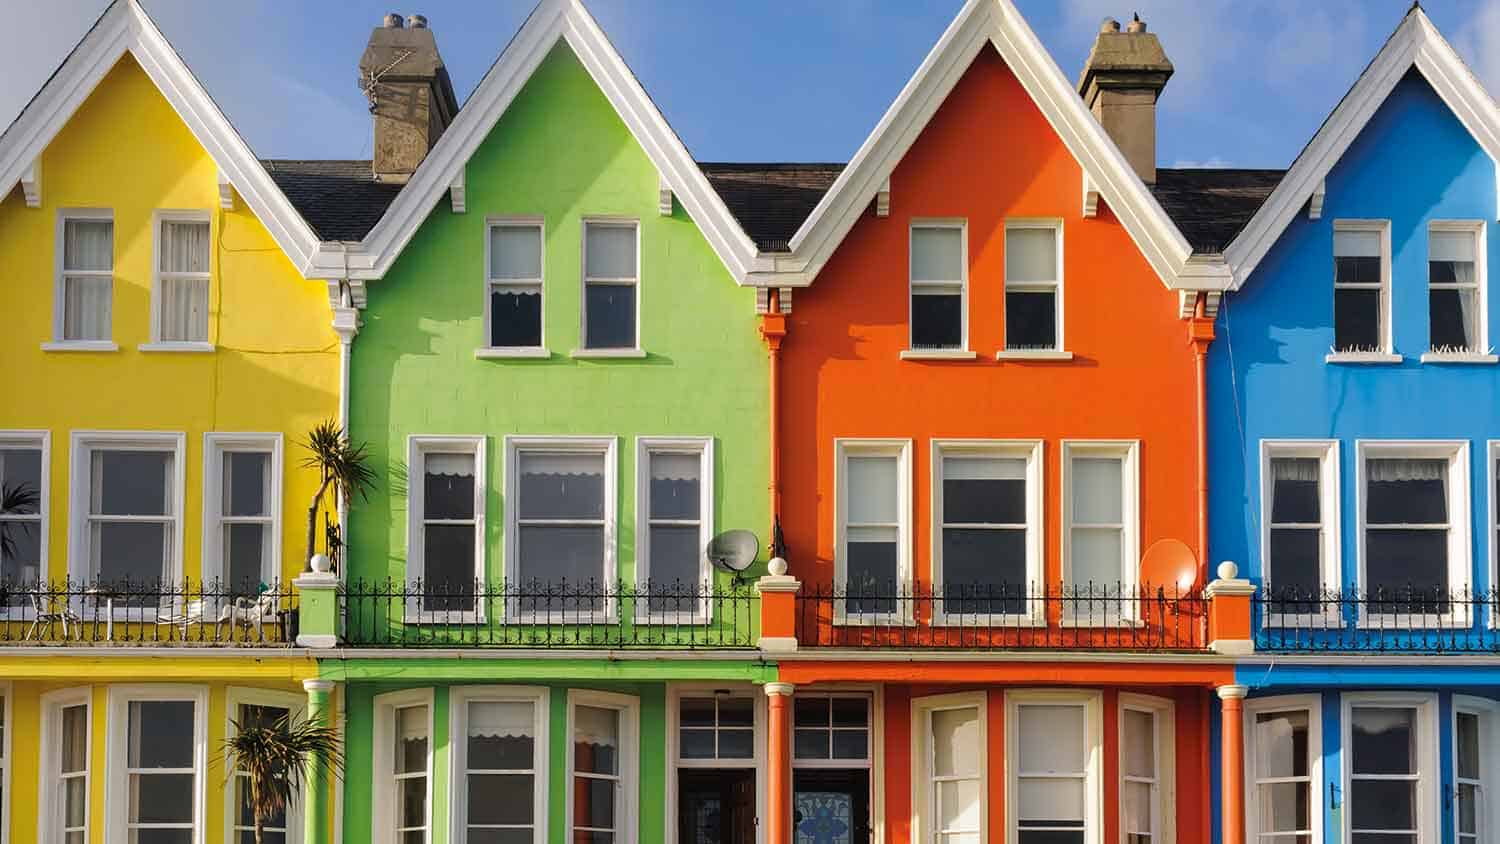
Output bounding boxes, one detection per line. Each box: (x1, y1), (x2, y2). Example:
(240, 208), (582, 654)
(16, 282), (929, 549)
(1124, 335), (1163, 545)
(779, 47), (1199, 613)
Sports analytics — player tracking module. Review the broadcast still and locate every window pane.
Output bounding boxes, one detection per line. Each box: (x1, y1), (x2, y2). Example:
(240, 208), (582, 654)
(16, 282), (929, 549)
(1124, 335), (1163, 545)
(1458, 783), (1479, 835)
(225, 523), (266, 590)
(1018, 778), (1084, 822)
(831, 697), (869, 727)
(648, 453), (701, 520)
(94, 451), (171, 516)
(490, 288), (541, 348)
(1255, 711), (1309, 779)
(647, 525), (700, 591)
(912, 227), (963, 282)
(1123, 780), (1152, 836)
(395, 705), (428, 775)
(423, 525), (475, 588)
(1350, 780), (1416, 831)
(795, 698), (830, 727)
(832, 729), (869, 760)
(62, 704), (88, 773)
(1334, 230), (1381, 260)
(680, 698), (716, 727)
(573, 706), (619, 775)
(794, 728), (828, 760)
(718, 697), (754, 727)
(911, 292), (963, 349)
(224, 452), (269, 517)
(158, 277), (208, 343)
(490, 225), (542, 279)
(944, 456), (1025, 524)
(942, 528), (1026, 613)
(584, 284), (636, 349)
(517, 526), (604, 588)
(1351, 708), (1415, 775)
(0, 448), (42, 500)
(65, 220), (112, 271)
(1268, 530), (1322, 597)
(424, 453), (475, 520)
(847, 456), (898, 524)
(573, 777), (616, 830)
(1018, 705), (1085, 772)
(1334, 289), (1381, 350)
(468, 773), (534, 825)
(931, 707), (980, 777)
(63, 275), (111, 341)
(1430, 287), (1477, 350)
(1457, 712), (1480, 780)
(1365, 530), (1448, 598)
(129, 772), (194, 822)
(1006, 291), (1056, 350)
(160, 221), (209, 274)
(468, 701), (534, 770)
(1270, 459), (1321, 523)
(1430, 230), (1475, 262)
(1069, 527), (1122, 589)
(1006, 228), (1057, 282)
(519, 453), (604, 520)
(1334, 254), (1381, 284)
(1258, 782), (1311, 834)
(585, 224), (636, 279)
(845, 529), (898, 612)
(95, 522), (167, 585)
(128, 701), (194, 768)
(1072, 458), (1122, 524)
(400, 776), (427, 830)
(938, 779), (982, 830)
(719, 728), (754, 758)
(1366, 461), (1446, 524)
(0, 517), (40, 580)
(1123, 709), (1155, 779)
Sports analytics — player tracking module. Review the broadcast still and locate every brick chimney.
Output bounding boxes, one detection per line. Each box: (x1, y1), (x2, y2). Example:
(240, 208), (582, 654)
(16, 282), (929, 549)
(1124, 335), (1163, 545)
(1077, 14), (1173, 184)
(359, 13), (460, 183)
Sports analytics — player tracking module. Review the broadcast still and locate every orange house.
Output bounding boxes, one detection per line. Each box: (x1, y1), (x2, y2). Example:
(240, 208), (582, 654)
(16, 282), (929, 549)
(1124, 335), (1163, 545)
(718, 3), (1243, 844)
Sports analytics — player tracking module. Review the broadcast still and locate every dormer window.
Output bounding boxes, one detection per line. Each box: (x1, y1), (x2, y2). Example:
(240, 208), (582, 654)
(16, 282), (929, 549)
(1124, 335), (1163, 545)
(1332, 222), (1390, 354)
(1428, 223), (1484, 354)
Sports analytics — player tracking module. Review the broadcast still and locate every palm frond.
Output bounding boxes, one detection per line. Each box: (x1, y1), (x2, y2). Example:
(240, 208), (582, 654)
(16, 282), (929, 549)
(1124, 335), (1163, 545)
(0, 482), (40, 562)
(299, 419), (377, 505)
(222, 713), (343, 831)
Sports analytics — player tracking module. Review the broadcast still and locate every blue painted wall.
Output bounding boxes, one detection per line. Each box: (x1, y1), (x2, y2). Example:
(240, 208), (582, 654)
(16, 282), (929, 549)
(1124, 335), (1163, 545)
(1209, 70), (1500, 647)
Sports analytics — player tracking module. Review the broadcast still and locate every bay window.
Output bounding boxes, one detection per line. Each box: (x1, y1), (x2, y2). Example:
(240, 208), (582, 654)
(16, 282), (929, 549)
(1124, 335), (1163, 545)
(1245, 695), (1320, 844)
(1120, 695), (1174, 844)
(407, 437), (485, 618)
(835, 440), (910, 620)
(70, 433), (185, 593)
(42, 688), (90, 844)
(452, 687), (548, 844)
(1344, 693), (1437, 844)
(1454, 698), (1498, 844)
(932, 440), (1040, 620)
(568, 690), (638, 844)
(227, 691), (302, 844)
(909, 223), (966, 351)
(106, 686), (206, 844)
(374, 689), (432, 844)
(1358, 442), (1470, 620)
(915, 692), (985, 844)
(1009, 692), (1100, 844)
(152, 214), (211, 345)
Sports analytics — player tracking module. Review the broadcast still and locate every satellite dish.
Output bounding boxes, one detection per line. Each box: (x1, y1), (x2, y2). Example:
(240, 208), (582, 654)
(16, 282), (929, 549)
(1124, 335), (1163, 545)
(1139, 538), (1200, 595)
(707, 530), (759, 575)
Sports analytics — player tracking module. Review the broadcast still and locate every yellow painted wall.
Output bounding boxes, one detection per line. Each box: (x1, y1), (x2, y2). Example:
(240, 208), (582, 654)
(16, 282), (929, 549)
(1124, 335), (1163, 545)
(0, 54), (339, 585)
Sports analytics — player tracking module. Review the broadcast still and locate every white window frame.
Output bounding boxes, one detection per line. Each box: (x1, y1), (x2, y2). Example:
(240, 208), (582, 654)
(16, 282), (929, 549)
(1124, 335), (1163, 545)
(224, 687), (305, 844)
(68, 431), (187, 590)
(634, 436), (714, 623)
(1354, 440), (1471, 626)
(1060, 441), (1141, 620)
(1423, 220), (1489, 358)
(1259, 440), (1341, 627)
(1340, 691), (1438, 844)
(406, 435), (487, 623)
(105, 684), (208, 844)
(48, 207), (116, 351)
(1329, 219), (1393, 360)
(1006, 689), (1102, 844)
(449, 685), (549, 844)
(833, 438), (913, 625)
(373, 688), (435, 844)
(1119, 693), (1175, 844)
(1453, 695), (1500, 844)
(203, 433), (283, 590)
(579, 218), (642, 355)
(0, 681), (11, 844)
(1243, 694), (1323, 844)
(481, 217), (547, 356)
(791, 691), (875, 770)
(40, 685), (92, 844)
(0, 430), (50, 583)
(907, 220), (969, 354)
(913, 690), (988, 844)
(145, 209), (214, 351)
(567, 689), (640, 844)
(503, 435), (617, 622)
(930, 439), (1043, 626)
(1490, 441), (1500, 630)
(1002, 219), (1065, 353)
(666, 682), (767, 844)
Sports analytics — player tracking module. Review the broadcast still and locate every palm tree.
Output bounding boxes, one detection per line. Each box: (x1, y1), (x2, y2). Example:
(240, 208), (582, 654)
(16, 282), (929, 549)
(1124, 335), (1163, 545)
(222, 711), (342, 844)
(0, 481), (40, 565)
(299, 420), (376, 572)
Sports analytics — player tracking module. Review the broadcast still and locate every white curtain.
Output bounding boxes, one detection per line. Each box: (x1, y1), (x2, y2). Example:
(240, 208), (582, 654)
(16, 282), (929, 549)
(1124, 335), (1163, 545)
(159, 278), (208, 342)
(1430, 231), (1475, 263)
(911, 227), (963, 282)
(1334, 229), (1380, 257)
(63, 276), (111, 340)
(1005, 227), (1057, 283)
(650, 453), (700, 481)
(426, 453), (475, 478)
(397, 705), (428, 742)
(490, 225), (542, 280)
(519, 452), (602, 477)
(931, 707), (980, 777)
(1071, 457), (1122, 524)
(469, 701), (534, 739)
(160, 221), (209, 273)
(65, 220), (112, 270)
(573, 705), (619, 748)
(943, 456), (1024, 481)
(1367, 458), (1446, 483)
(585, 224), (636, 279)
(847, 456), (897, 524)
(1271, 457), (1321, 483)
(1017, 704), (1085, 773)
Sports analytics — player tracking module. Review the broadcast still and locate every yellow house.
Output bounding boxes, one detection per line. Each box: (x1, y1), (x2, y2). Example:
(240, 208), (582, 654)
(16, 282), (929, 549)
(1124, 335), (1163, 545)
(0, 2), (346, 843)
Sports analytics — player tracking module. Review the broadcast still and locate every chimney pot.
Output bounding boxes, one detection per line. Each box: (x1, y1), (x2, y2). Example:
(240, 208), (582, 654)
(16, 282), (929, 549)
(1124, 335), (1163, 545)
(382, 12), (403, 28)
(1100, 17), (1120, 33)
(1127, 13), (1147, 33)
(1077, 12), (1173, 184)
(407, 14), (428, 29)
(360, 11), (458, 183)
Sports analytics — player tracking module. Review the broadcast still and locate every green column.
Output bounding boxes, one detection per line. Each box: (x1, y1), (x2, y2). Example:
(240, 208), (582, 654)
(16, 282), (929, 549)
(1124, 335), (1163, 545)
(304, 678), (336, 844)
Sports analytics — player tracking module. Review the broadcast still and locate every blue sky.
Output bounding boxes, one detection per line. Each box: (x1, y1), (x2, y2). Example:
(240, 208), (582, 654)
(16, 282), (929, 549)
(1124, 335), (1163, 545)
(5, 1), (1500, 169)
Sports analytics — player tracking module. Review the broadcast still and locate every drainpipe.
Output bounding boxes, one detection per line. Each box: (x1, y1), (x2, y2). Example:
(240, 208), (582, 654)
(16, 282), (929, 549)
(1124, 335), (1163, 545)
(1188, 292), (1216, 568)
(330, 281), (360, 580)
(760, 288), (788, 550)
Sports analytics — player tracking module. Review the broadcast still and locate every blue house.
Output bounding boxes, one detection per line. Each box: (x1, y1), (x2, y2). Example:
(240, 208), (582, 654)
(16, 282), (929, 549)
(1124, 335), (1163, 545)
(1189, 7), (1500, 844)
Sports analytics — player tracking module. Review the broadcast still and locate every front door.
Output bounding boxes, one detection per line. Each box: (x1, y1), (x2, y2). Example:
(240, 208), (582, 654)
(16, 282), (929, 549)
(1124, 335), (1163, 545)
(794, 769), (871, 844)
(680, 769), (757, 844)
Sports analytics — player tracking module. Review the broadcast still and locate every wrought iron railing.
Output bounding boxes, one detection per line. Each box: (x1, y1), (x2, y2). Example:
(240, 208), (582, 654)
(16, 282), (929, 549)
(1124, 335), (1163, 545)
(0, 579), (297, 646)
(1254, 585), (1500, 652)
(341, 579), (758, 648)
(795, 582), (1208, 650)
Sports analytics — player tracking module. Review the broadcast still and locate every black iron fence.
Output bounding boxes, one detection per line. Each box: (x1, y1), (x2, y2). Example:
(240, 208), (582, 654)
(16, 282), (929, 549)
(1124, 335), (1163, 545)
(0, 579), (297, 646)
(1254, 586), (1500, 652)
(795, 582), (1208, 650)
(341, 579), (758, 648)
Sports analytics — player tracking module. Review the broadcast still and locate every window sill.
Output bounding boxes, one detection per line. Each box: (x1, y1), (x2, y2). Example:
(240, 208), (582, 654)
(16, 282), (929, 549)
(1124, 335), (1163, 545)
(570, 348), (647, 359)
(475, 347), (551, 359)
(1325, 351), (1402, 364)
(139, 342), (214, 353)
(41, 341), (118, 352)
(1419, 351), (1497, 364)
(995, 349), (1074, 361)
(898, 349), (978, 361)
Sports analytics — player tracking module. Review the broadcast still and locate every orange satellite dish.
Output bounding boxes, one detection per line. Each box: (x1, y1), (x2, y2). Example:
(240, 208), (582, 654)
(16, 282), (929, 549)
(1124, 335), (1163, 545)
(1139, 538), (1200, 595)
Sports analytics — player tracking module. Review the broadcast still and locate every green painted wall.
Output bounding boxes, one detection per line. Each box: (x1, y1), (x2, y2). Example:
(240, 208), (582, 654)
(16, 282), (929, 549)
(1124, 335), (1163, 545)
(348, 39), (770, 609)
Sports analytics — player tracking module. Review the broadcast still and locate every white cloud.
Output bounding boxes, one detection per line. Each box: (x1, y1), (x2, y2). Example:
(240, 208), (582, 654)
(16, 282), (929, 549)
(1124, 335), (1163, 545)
(1454, 0), (1500, 95)
(1170, 157), (1231, 169)
(0, 0), (107, 130)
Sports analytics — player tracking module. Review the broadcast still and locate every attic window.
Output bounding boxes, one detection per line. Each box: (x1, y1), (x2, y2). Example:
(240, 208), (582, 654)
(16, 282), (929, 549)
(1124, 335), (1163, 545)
(486, 222), (543, 350)
(909, 223), (966, 350)
(1332, 223), (1388, 353)
(1428, 224), (1483, 353)
(1004, 223), (1061, 351)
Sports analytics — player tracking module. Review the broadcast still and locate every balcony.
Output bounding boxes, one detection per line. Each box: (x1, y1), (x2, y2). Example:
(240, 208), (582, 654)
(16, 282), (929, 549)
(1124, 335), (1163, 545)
(1254, 585), (1500, 653)
(792, 582), (1209, 651)
(0, 579), (298, 646)
(340, 579), (759, 648)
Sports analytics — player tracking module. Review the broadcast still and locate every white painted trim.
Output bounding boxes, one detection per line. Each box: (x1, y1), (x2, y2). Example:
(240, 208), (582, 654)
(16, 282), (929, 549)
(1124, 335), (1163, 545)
(21, 157), (40, 207)
(223, 686), (305, 844)
(1243, 694), (1324, 844)
(475, 347), (552, 360)
(1340, 691), (1439, 844)
(1490, 440), (1499, 630)
(41, 341), (119, 352)
(217, 170), (233, 210)
(68, 430), (187, 587)
(448, 685), (549, 844)
(1224, 6), (1500, 287)
(1003, 218), (1065, 352)
(406, 435), (487, 623)
(202, 432), (284, 588)
(930, 439), (1044, 626)
(1453, 695), (1500, 843)
(1427, 219), (1489, 354)
(579, 218), (642, 353)
(0, 429), (51, 582)
(149, 208), (214, 346)
(1005, 688), (1103, 844)
(1258, 439), (1342, 627)
(664, 682), (768, 844)
(39, 685), (90, 844)
(139, 341), (214, 353)
(1118, 692), (1175, 844)
(104, 683), (210, 844)
(1059, 440), (1140, 613)
(994, 349), (1074, 361)
(0, 1), (319, 273)
(899, 349), (979, 361)
(450, 167), (466, 214)
(481, 217), (545, 354)
(566, 688), (640, 844)
(907, 219), (969, 354)
(372, 687), (436, 844)
(1325, 351), (1403, 364)
(53, 207), (114, 344)
(912, 690), (989, 844)
(634, 436), (714, 623)
(833, 438), (914, 625)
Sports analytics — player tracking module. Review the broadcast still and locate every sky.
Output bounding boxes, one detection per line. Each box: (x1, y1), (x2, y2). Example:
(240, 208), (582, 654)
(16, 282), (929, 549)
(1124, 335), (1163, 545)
(3, 0), (1500, 169)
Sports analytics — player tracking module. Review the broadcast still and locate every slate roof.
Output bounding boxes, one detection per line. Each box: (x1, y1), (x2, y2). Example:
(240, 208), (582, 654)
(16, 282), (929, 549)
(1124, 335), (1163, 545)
(699, 163), (844, 252)
(260, 159), (401, 242)
(1150, 167), (1285, 254)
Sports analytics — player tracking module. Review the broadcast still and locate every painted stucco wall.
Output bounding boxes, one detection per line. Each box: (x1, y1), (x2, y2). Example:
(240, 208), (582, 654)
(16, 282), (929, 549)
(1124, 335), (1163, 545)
(347, 42), (768, 605)
(1208, 71), (1500, 603)
(0, 55), (339, 585)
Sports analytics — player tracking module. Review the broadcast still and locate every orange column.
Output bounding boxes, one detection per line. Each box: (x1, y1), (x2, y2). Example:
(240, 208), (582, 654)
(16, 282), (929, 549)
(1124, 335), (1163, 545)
(766, 681), (795, 844)
(1218, 684), (1249, 844)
